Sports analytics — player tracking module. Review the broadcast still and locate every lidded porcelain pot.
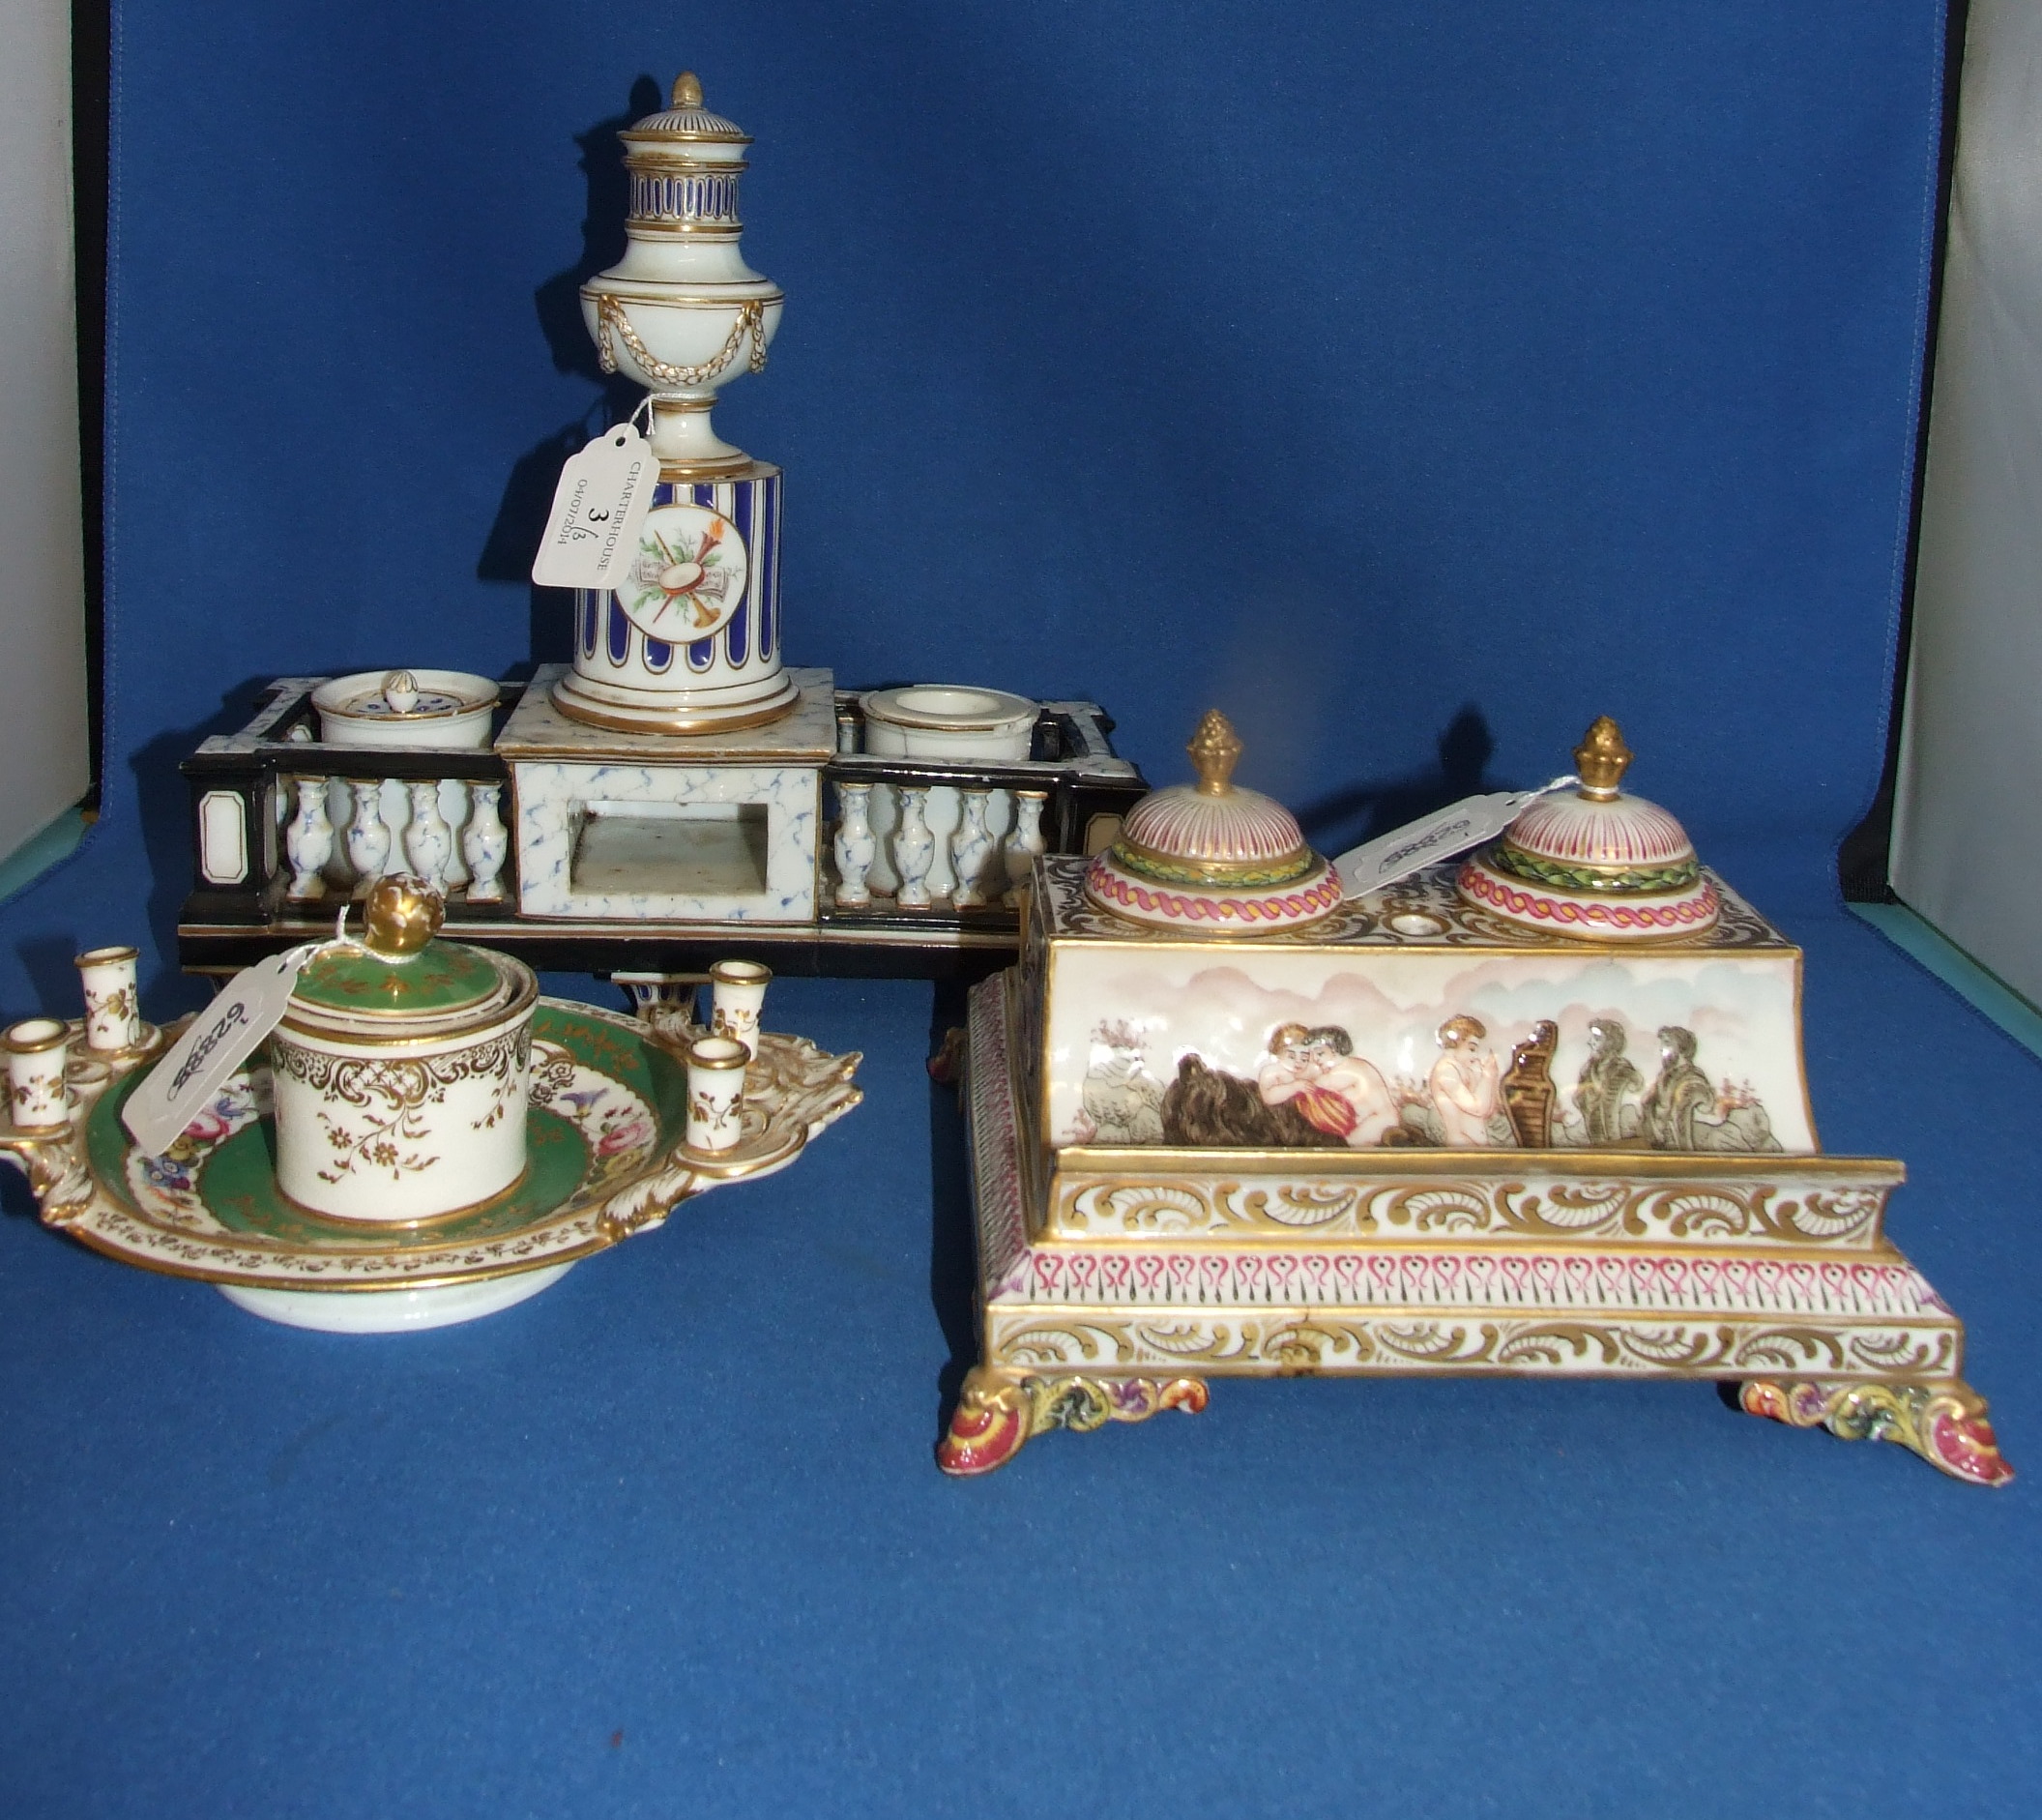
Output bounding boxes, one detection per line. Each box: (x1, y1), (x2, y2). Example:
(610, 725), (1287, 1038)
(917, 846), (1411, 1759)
(311, 668), (499, 750)
(269, 875), (539, 1222)
(1084, 711), (1344, 934)
(581, 72), (783, 478)
(1457, 717), (1720, 940)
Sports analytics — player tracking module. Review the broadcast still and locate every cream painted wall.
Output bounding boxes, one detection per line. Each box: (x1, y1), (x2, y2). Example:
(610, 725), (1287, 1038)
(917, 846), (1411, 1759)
(1892, 0), (2042, 1003)
(0, 0), (92, 864)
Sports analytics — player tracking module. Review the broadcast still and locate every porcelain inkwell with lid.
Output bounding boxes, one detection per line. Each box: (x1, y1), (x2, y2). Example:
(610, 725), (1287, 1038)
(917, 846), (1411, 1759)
(269, 875), (539, 1222)
(1083, 710), (1343, 934)
(1456, 717), (1719, 940)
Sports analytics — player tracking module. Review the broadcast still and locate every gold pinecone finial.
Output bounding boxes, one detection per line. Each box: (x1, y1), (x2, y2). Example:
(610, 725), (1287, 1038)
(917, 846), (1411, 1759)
(1188, 710), (1243, 796)
(672, 71), (704, 109)
(363, 873), (444, 958)
(1573, 717), (1634, 800)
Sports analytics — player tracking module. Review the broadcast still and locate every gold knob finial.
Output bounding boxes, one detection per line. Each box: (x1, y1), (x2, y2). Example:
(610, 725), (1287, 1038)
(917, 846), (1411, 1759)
(1188, 710), (1243, 796)
(362, 874), (444, 958)
(672, 72), (703, 109)
(1573, 717), (1633, 801)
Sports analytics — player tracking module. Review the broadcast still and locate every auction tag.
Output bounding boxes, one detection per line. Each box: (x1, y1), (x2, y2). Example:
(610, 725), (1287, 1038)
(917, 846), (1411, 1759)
(1333, 776), (1577, 898)
(121, 948), (317, 1156)
(531, 424), (655, 590)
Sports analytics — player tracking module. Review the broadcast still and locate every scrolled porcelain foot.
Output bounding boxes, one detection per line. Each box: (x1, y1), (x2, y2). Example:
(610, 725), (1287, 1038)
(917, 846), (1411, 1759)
(0, 1124), (92, 1225)
(938, 1365), (1034, 1476)
(926, 1026), (968, 1086)
(1738, 1378), (2014, 1487)
(938, 1366), (1209, 1477)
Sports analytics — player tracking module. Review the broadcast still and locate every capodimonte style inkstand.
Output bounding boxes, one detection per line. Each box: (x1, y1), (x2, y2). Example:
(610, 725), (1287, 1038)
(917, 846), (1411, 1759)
(939, 713), (2011, 1484)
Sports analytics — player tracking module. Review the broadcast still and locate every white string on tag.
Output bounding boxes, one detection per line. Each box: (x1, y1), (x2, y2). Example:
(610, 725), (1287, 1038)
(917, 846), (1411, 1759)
(1333, 775), (1578, 899)
(531, 423), (656, 591)
(121, 914), (360, 1158)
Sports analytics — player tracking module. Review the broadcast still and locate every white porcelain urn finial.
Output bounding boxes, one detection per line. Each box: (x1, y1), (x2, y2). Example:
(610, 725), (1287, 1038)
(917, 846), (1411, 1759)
(580, 71), (781, 479)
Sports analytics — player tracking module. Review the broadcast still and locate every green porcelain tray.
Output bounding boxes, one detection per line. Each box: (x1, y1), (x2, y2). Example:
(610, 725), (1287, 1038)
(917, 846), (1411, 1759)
(19, 999), (861, 1331)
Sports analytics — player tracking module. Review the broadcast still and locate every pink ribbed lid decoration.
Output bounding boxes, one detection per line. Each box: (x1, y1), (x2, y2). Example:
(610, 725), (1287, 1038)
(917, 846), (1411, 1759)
(1502, 787), (1695, 872)
(1084, 711), (1342, 936)
(1119, 775), (1306, 870)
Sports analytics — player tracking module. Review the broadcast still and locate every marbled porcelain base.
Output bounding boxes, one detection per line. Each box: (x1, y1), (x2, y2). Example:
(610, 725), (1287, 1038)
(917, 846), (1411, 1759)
(503, 664), (832, 923)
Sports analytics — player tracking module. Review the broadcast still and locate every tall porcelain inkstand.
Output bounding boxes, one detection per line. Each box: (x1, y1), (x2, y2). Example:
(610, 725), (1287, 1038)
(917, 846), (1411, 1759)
(553, 73), (797, 734)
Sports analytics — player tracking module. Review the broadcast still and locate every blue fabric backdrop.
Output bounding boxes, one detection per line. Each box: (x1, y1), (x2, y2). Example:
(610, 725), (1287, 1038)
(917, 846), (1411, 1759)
(7, 4), (2039, 1815)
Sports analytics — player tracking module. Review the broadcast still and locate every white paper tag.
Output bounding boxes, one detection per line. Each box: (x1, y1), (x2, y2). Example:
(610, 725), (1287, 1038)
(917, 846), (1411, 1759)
(121, 948), (317, 1156)
(531, 425), (656, 590)
(1334, 776), (1577, 898)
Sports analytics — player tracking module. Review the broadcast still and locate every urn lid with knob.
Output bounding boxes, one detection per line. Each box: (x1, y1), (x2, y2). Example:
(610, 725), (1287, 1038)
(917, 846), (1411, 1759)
(581, 72), (783, 478)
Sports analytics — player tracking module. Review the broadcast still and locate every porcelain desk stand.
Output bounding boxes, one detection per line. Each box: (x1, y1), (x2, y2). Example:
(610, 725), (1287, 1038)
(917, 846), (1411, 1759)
(938, 716), (2009, 1486)
(0, 934), (862, 1334)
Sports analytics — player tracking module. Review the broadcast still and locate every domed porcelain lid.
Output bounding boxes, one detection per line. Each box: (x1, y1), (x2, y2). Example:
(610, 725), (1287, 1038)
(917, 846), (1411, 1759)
(1084, 712), (1343, 934)
(1456, 719), (1719, 941)
(1117, 712), (1313, 883)
(621, 73), (751, 147)
(284, 877), (534, 1039)
(1491, 718), (1699, 893)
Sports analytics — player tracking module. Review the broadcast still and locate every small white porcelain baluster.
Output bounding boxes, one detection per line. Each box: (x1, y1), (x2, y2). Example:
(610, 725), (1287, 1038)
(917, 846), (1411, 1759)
(1005, 788), (1048, 905)
(344, 781), (392, 895)
(285, 778), (334, 900)
(892, 786), (935, 909)
(440, 781), (471, 889)
(403, 779), (453, 892)
(462, 783), (510, 903)
(320, 780), (355, 895)
(950, 789), (996, 907)
(833, 780), (876, 907)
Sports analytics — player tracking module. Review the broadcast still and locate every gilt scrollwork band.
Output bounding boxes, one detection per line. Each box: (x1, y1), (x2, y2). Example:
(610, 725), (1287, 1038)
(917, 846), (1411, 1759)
(269, 1024), (530, 1106)
(1052, 1173), (1889, 1247)
(983, 1310), (1960, 1381)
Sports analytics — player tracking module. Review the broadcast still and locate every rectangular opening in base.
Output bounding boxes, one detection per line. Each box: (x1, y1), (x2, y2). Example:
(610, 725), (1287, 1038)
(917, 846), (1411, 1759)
(570, 801), (771, 900)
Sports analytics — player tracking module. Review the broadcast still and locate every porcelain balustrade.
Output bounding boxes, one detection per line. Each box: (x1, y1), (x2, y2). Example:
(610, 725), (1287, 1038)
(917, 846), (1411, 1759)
(279, 773), (512, 906)
(827, 777), (1052, 912)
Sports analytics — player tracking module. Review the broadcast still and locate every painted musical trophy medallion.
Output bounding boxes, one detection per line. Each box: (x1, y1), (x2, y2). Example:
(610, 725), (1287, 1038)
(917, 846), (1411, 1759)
(615, 503), (748, 644)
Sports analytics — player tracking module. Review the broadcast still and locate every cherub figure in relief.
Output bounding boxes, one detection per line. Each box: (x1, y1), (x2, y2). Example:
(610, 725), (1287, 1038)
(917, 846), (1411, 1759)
(1255, 1022), (1400, 1148)
(1417, 1013), (1517, 1147)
